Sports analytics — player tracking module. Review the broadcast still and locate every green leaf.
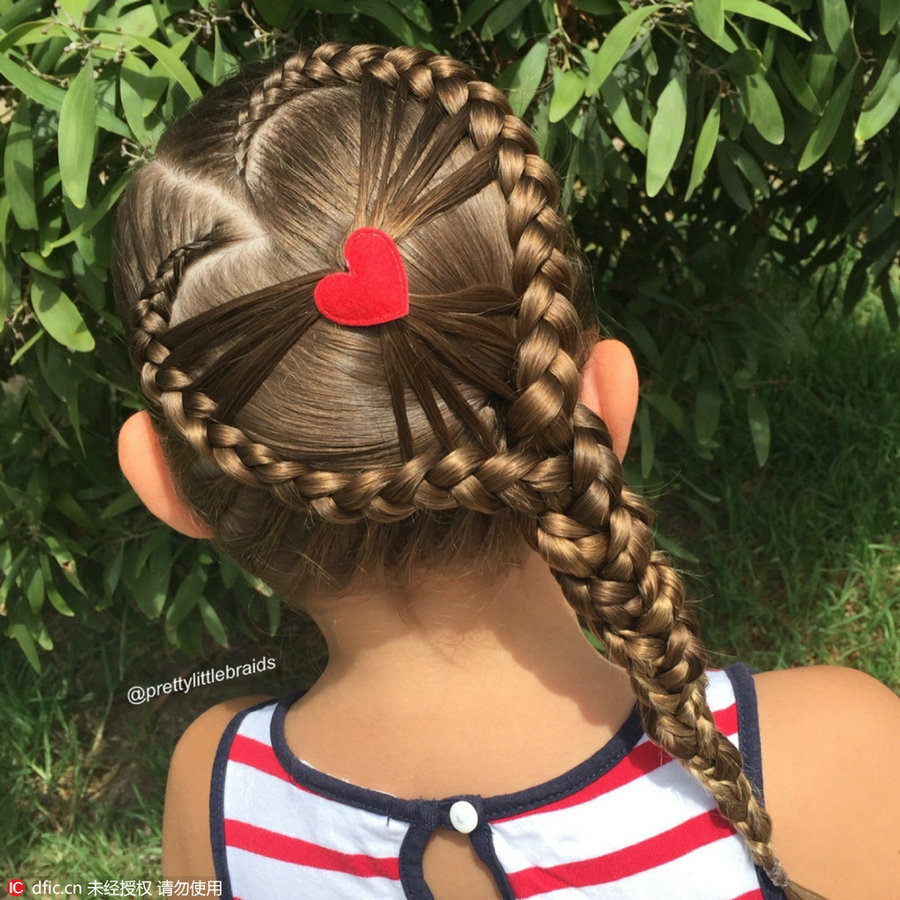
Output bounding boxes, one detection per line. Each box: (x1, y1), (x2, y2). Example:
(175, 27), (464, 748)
(643, 392), (686, 430)
(0, 54), (129, 137)
(654, 531), (700, 564)
(352, 0), (421, 43)
(8, 623), (41, 673)
(94, 31), (201, 100)
(856, 71), (900, 141)
(646, 71), (687, 197)
(882, 0), (900, 34)
(212, 21), (226, 84)
(3, 98), (38, 230)
(481, 0), (530, 39)
(776, 43), (821, 112)
(104, 544), (125, 599)
(722, 0), (811, 40)
(798, 62), (857, 171)
(165, 563), (207, 630)
(864, 34), (900, 111)
(30, 272), (95, 352)
(693, 0), (725, 42)
(743, 73), (784, 144)
(878, 268), (899, 329)
(387, 0), (432, 30)
(119, 54), (155, 145)
(842, 258), (869, 315)
(45, 169), (131, 252)
(498, 37), (549, 117)
(40, 552), (76, 616)
(722, 140), (770, 195)
(725, 48), (762, 76)
(132, 533), (171, 619)
(100, 489), (142, 519)
(819, 0), (854, 66)
(58, 57), (96, 209)
(895, 157), (900, 216)
(454, 0), (498, 34)
(585, 5), (662, 95)
(0, 18), (66, 52)
(637, 399), (655, 479)
(576, 0), (619, 11)
(686, 96), (721, 199)
(266, 591), (281, 636)
(58, 0), (90, 20)
(44, 534), (86, 597)
(27, 564), (45, 613)
(549, 68), (587, 122)
(694, 381), (722, 445)
(600, 76), (649, 152)
(747, 392), (770, 466)
(65, 373), (84, 454)
(198, 596), (229, 647)
(252, 0), (299, 30)
(716, 144), (753, 211)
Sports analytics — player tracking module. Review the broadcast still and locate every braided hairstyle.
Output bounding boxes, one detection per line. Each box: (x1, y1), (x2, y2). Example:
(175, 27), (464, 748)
(113, 43), (819, 898)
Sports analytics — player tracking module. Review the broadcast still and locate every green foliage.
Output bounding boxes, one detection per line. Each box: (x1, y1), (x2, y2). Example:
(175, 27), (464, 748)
(1, 0), (898, 667)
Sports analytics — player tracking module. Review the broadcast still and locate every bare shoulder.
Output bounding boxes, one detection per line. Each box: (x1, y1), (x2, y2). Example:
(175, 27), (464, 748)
(753, 666), (900, 899)
(162, 695), (274, 879)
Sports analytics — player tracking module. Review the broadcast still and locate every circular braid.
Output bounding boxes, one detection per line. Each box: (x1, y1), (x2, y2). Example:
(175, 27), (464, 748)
(135, 42), (799, 888)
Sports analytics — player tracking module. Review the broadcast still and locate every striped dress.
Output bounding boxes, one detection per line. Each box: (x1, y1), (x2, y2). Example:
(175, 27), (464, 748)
(210, 664), (785, 899)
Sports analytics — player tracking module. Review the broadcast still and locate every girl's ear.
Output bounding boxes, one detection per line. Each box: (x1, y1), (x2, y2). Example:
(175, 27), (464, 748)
(578, 339), (639, 462)
(117, 411), (214, 539)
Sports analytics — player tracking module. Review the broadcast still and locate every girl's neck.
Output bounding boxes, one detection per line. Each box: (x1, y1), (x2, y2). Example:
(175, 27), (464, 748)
(301, 550), (633, 725)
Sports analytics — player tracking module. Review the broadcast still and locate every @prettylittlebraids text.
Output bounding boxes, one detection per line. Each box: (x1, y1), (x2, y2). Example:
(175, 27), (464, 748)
(127, 656), (276, 705)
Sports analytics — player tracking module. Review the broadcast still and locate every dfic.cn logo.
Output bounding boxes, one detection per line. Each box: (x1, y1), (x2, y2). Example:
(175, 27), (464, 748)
(7, 880), (25, 897)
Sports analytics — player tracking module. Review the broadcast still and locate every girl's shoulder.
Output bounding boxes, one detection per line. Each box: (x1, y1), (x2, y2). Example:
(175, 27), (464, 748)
(163, 694), (276, 879)
(753, 665), (900, 897)
(161, 668), (900, 893)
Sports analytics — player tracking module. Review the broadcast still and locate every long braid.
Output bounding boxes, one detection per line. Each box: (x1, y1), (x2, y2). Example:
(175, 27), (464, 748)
(127, 43), (824, 898)
(482, 95), (794, 883)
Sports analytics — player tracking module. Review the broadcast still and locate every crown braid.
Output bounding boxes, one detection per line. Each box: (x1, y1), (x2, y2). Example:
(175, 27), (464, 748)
(120, 42), (822, 896)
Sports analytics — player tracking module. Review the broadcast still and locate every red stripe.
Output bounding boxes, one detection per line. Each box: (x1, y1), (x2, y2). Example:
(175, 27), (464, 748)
(508, 809), (736, 897)
(731, 891), (765, 900)
(225, 819), (401, 880)
(229, 734), (319, 792)
(497, 703), (739, 823)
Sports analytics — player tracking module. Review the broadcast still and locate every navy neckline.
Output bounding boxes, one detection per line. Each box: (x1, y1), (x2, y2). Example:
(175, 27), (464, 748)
(269, 690), (646, 824)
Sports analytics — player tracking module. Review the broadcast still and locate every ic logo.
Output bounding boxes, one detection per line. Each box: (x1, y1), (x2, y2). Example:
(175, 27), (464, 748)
(7, 881), (25, 897)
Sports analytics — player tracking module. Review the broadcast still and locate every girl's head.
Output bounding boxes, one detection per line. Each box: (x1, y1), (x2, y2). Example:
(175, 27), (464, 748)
(113, 42), (793, 890)
(114, 43), (603, 603)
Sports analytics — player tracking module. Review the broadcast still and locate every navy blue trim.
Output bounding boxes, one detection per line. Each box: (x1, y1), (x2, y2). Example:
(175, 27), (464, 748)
(270, 692), (644, 824)
(724, 663), (786, 900)
(398, 816), (437, 900)
(470, 821), (515, 900)
(725, 663), (764, 804)
(209, 697), (281, 900)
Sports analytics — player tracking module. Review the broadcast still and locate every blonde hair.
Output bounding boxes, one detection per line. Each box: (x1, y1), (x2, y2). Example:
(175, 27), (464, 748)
(113, 42), (822, 898)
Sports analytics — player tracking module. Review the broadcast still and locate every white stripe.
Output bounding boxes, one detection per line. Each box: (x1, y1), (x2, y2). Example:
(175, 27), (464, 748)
(515, 834), (759, 899)
(224, 760), (407, 858)
(225, 845), (403, 900)
(235, 704), (277, 744)
(491, 749), (727, 869)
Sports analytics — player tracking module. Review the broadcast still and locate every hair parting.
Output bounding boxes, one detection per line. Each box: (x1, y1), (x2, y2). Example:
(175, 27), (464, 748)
(113, 41), (826, 898)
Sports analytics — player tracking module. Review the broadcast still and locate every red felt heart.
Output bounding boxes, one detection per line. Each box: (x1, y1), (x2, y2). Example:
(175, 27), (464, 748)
(314, 228), (409, 327)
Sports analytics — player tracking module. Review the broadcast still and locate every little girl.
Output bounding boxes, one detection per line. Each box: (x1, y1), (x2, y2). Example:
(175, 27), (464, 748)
(113, 42), (899, 900)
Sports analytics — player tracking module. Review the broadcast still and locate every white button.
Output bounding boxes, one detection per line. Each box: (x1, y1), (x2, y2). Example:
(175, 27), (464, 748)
(449, 800), (478, 834)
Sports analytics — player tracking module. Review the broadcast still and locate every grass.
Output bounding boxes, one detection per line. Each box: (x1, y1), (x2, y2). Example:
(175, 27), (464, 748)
(654, 300), (900, 692)
(4, 294), (899, 887)
(2, 602), (322, 888)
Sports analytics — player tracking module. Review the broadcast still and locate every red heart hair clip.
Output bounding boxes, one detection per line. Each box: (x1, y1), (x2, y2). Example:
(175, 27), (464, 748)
(314, 228), (409, 327)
